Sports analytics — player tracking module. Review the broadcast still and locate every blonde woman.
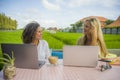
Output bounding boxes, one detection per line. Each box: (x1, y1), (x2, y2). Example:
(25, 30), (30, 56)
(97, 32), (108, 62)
(77, 18), (117, 58)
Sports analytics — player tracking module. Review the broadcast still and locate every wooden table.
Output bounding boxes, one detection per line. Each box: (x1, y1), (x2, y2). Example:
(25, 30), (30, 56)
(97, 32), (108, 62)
(0, 59), (120, 80)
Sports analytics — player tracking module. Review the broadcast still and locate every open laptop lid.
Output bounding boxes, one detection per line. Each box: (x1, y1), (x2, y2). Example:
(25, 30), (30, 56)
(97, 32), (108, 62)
(1, 43), (40, 69)
(63, 45), (99, 67)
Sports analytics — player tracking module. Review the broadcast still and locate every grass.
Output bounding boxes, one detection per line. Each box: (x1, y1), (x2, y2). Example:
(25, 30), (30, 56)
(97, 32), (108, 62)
(0, 30), (120, 51)
(49, 31), (120, 49)
(0, 30), (120, 49)
(104, 34), (120, 49)
(42, 32), (64, 49)
(0, 30), (23, 43)
(49, 32), (83, 45)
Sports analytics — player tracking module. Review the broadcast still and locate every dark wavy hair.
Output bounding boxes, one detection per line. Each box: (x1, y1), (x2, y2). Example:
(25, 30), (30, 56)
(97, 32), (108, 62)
(22, 21), (40, 43)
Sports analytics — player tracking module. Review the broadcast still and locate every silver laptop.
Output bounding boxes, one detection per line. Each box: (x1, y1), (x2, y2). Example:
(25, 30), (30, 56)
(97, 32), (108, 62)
(63, 45), (99, 67)
(1, 43), (45, 69)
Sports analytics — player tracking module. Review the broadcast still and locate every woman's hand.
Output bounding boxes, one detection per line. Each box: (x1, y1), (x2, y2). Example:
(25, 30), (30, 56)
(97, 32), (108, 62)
(87, 27), (97, 38)
(92, 28), (97, 39)
(89, 27), (97, 45)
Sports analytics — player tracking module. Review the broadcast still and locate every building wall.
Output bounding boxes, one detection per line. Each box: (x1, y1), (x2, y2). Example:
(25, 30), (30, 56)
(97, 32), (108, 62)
(102, 27), (120, 34)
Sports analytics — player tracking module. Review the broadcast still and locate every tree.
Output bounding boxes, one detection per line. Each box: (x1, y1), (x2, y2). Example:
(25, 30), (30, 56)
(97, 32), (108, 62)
(0, 13), (17, 30)
(105, 19), (114, 25)
(75, 21), (83, 28)
(70, 24), (76, 32)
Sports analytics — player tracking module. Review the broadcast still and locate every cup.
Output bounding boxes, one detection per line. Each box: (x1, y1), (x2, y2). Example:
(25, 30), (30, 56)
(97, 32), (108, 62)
(48, 56), (58, 65)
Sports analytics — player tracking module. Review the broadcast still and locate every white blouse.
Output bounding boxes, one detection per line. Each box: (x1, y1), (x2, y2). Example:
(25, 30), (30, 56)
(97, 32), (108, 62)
(37, 40), (50, 61)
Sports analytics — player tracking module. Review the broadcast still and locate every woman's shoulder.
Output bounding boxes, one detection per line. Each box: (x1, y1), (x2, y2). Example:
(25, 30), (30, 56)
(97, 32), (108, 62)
(39, 40), (48, 44)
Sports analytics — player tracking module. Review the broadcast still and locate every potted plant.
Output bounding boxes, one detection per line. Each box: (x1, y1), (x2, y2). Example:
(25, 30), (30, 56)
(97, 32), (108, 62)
(0, 51), (16, 80)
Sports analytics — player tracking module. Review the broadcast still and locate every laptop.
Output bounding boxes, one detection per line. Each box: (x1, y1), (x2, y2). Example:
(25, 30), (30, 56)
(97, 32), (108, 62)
(1, 43), (45, 69)
(63, 45), (99, 67)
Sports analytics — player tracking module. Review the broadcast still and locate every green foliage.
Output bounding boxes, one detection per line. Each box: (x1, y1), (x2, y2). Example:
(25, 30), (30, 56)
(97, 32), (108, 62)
(49, 32), (82, 45)
(70, 24), (76, 32)
(70, 21), (83, 32)
(42, 31), (64, 49)
(0, 51), (15, 66)
(75, 21), (83, 28)
(0, 30), (23, 43)
(0, 30), (120, 49)
(105, 19), (114, 25)
(0, 51), (15, 71)
(0, 13), (17, 30)
(104, 34), (120, 49)
(0, 47), (3, 71)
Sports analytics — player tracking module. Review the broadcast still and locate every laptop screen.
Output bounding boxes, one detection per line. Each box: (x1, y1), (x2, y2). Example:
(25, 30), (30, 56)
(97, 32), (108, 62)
(63, 45), (99, 67)
(1, 43), (40, 69)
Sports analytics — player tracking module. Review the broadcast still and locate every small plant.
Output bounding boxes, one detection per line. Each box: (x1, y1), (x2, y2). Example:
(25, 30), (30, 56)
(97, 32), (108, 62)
(0, 51), (15, 66)
(0, 51), (16, 80)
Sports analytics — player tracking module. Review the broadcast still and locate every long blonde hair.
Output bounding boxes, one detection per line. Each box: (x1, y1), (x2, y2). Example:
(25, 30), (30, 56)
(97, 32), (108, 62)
(81, 18), (108, 57)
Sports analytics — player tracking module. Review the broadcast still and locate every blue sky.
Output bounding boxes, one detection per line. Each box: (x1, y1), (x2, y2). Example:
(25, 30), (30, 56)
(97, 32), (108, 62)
(0, 0), (120, 29)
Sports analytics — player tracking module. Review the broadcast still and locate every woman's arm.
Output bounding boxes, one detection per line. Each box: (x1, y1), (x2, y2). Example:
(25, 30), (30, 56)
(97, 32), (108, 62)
(44, 40), (50, 59)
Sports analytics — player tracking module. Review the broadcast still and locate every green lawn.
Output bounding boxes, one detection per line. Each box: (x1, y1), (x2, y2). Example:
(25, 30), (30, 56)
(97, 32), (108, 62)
(48, 31), (120, 49)
(0, 30), (120, 50)
(0, 30), (120, 51)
